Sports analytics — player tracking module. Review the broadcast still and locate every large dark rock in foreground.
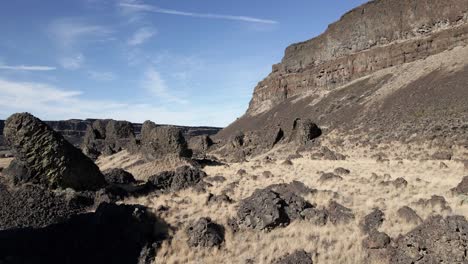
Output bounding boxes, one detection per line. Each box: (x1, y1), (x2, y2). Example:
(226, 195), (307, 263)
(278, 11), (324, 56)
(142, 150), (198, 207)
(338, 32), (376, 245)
(3, 113), (105, 191)
(390, 215), (468, 263)
(0, 202), (166, 264)
(0, 181), (92, 230)
(137, 121), (192, 160)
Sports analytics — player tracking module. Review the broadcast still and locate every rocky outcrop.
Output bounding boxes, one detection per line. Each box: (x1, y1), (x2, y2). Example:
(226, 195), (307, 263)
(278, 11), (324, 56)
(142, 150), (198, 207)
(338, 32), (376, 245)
(0, 202), (166, 264)
(82, 119), (135, 159)
(188, 135), (214, 158)
(216, 0), (468, 154)
(136, 121), (192, 160)
(147, 165), (207, 192)
(186, 217), (224, 248)
(390, 215), (468, 263)
(275, 250), (313, 264)
(3, 113), (105, 191)
(103, 168), (136, 185)
(0, 182), (92, 230)
(236, 182), (316, 231)
(247, 0), (468, 115)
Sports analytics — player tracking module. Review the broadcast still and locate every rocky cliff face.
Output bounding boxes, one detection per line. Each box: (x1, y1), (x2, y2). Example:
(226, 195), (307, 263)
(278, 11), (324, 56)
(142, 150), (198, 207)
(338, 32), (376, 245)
(217, 0), (468, 159)
(248, 0), (468, 115)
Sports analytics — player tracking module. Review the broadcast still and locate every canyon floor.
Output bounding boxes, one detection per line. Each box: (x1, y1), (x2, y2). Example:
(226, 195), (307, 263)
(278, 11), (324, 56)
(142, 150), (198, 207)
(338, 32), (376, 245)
(14, 145), (459, 263)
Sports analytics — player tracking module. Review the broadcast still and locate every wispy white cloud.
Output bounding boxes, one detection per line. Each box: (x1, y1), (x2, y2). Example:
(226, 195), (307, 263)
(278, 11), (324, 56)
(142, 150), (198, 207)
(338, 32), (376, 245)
(128, 27), (157, 46)
(59, 54), (85, 70)
(88, 70), (116, 81)
(0, 65), (56, 71)
(0, 78), (232, 126)
(142, 67), (187, 104)
(119, 3), (278, 24)
(48, 18), (113, 48)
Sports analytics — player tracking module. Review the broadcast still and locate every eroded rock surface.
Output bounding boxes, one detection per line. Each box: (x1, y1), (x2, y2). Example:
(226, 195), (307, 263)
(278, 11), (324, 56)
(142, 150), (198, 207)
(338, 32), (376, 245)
(274, 250), (313, 264)
(391, 215), (468, 263)
(3, 113), (105, 191)
(186, 217), (224, 248)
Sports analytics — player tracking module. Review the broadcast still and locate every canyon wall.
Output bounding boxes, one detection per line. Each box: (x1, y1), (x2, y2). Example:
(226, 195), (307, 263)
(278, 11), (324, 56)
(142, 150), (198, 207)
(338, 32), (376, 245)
(248, 0), (468, 115)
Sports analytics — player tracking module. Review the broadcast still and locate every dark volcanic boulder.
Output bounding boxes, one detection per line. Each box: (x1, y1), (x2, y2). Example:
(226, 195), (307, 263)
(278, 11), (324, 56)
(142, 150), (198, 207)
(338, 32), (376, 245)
(289, 118), (321, 145)
(363, 231), (391, 249)
(452, 175), (468, 194)
(103, 168), (136, 185)
(275, 250), (313, 264)
(3, 113), (105, 191)
(148, 165), (207, 192)
(186, 217), (224, 248)
(0, 202), (166, 264)
(328, 201), (355, 225)
(138, 121), (191, 160)
(82, 119), (135, 159)
(237, 182), (314, 231)
(360, 209), (385, 234)
(237, 188), (287, 230)
(188, 135), (213, 158)
(0, 182), (91, 230)
(391, 215), (468, 263)
(397, 206), (422, 224)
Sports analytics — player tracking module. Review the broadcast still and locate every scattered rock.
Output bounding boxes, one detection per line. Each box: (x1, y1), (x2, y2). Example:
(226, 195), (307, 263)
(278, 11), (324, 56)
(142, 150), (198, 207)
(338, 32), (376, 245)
(186, 217), (224, 248)
(3, 113), (105, 191)
(103, 168), (136, 185)
(452, 175), (468, 194)
(237, 169), (247, 176)
(416, 195), (452, 212)
(439, 161), (449, 169)
(137, 121), (191, 160)
(431, 151), (452, 160)
(301, 207), (328, 226)
(334, 167), (350, 175)
(207, 193), (233, 204)
(314, 147), (346, 160)
(360, 209), (384, 234)
(289, 118), (322, 145)
(148, 166), (207, 192)
(380, 177), (408, 188)
(282, 159), (293, 166)
(237, 189), (287, 230)
(188, 135), (213, 158)
(237, 183), (314, 231)
(362, 231), (391, 249)
(319, 172), (343, 182)
(206, 175), (226, 183)
(82, 120), (135, 159)
(287, 153), (303, 160)
(227, 217), (240, 233)
(397, 206), (422, 224)
(262, 171), (274, 178)
(328, 201), (355, 225)
(391, 215), (468, 263)
(274, 250), (313, 264)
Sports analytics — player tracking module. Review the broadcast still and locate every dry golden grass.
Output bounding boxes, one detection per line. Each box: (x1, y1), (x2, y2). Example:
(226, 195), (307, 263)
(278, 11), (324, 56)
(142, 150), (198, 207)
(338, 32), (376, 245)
(122, 149), (468, 264)
(97, 150), (194, 181)
(0, 158), (13, 170)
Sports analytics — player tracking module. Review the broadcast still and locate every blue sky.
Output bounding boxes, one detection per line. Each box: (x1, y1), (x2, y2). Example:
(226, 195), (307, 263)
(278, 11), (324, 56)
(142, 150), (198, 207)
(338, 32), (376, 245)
(0, 0), (368, 126)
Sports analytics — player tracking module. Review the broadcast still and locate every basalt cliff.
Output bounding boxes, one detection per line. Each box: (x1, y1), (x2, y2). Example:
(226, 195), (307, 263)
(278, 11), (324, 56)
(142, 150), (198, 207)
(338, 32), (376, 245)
(216, 0), (468, 159)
